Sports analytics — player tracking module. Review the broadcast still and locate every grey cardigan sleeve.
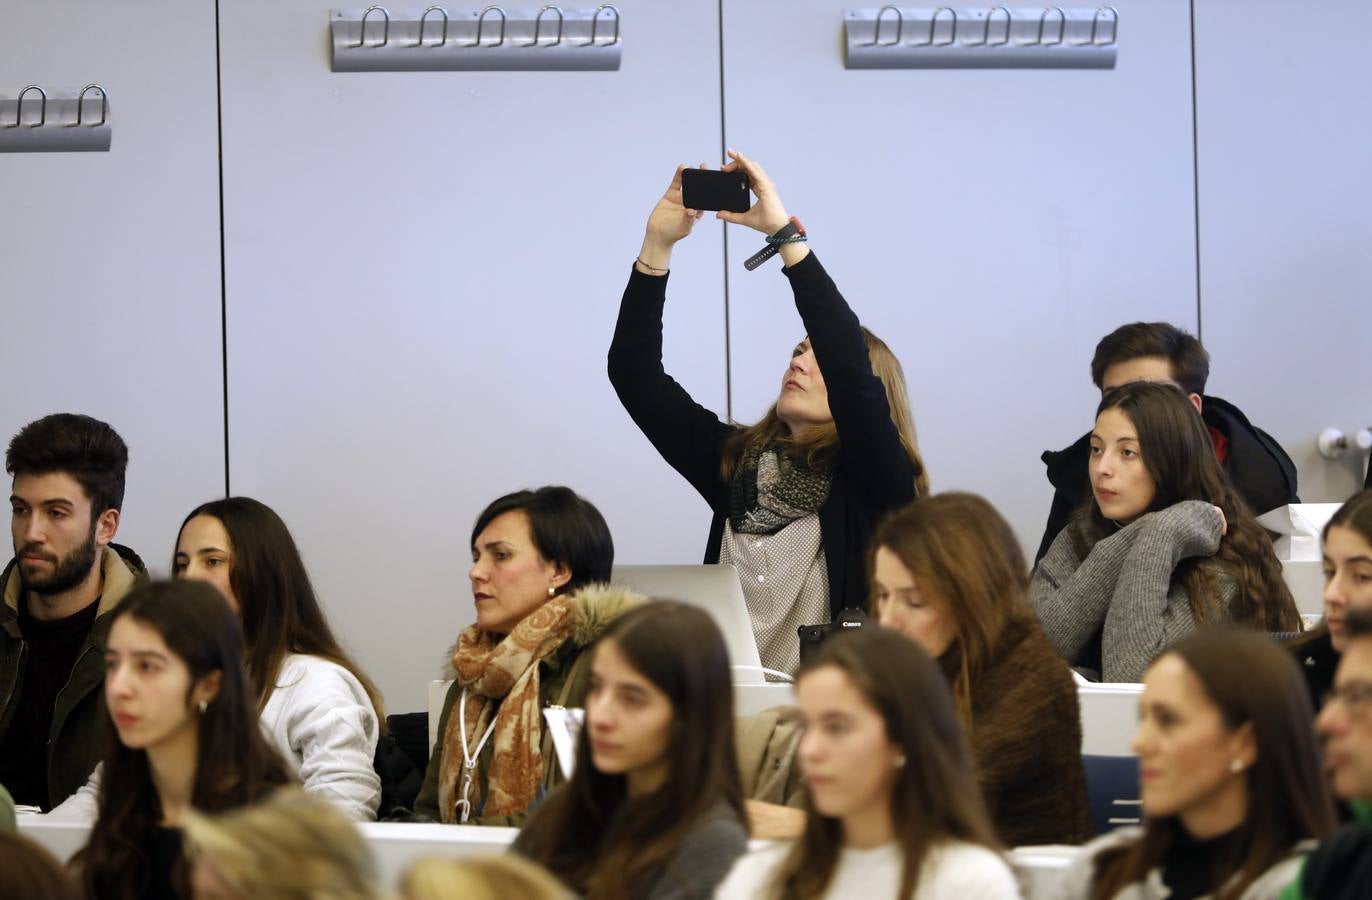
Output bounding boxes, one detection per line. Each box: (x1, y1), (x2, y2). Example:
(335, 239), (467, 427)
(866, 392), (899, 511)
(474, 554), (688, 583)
(1029, 501), (1224, 682)
(643, 813), (749, 900)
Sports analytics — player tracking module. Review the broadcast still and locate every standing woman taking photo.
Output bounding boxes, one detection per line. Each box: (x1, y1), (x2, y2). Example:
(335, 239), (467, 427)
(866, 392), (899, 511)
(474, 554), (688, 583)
(609, 153), (927, 675)
(72, 580), (292, 900)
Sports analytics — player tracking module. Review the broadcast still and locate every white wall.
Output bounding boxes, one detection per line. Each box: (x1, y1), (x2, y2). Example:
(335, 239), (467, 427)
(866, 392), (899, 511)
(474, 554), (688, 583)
(0, 0), (225, 570)
(4, 1), (1368, 713)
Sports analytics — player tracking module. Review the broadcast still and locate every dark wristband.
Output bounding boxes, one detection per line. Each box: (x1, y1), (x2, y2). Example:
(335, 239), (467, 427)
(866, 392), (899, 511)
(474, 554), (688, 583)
(744, 216), (806, 271)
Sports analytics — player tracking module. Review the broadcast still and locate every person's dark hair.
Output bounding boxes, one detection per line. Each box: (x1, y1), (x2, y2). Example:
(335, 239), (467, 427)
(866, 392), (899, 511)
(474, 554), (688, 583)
(518, 601), (743, 898)
(1077, 382), (1301, 633)
(174, 497), (385, 727)
(1092, 629), (1335, 900)
(1090, 322), (1210, 397)
(869, 493), (1035, 728)
(5, 413), (128, 519)
(0, 831), (79, 900)
(1346, 606), (1372, 643)
(73, 580), (293, 900)
(470, 486), (613, 595)
(768, 628), (999, 900)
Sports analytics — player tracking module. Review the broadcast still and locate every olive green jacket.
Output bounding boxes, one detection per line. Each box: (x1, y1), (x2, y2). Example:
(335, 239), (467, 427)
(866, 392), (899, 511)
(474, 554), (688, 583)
(414, 584), (638, 826)
(0, 544), (147, 810)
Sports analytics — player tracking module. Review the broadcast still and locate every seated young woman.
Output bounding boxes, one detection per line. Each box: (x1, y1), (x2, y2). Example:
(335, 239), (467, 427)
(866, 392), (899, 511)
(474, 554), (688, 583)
(72, 580), (292, 899)
(716, 628), (1020, 899)
(414, 486), (633, 826)
(1030, 381), (1301, 682)
(1053, 629), (1335, 899)
(1289, 489), (1372, 709)
(53, 498), (386, 822)
(869, 492), (1091, 846)
(515, 602), (748, 899)
(609, 152), (927, 676)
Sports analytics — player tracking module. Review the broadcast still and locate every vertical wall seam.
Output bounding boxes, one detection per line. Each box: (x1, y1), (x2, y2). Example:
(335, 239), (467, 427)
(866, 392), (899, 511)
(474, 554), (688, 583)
(718, 0), (732, 422)
(1189, 0), (1204, 341)
(214, 0), (231, 496)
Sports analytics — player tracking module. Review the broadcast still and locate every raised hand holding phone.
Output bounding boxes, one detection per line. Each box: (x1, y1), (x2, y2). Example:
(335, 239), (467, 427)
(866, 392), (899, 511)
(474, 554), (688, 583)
(717, 150), (810, 266)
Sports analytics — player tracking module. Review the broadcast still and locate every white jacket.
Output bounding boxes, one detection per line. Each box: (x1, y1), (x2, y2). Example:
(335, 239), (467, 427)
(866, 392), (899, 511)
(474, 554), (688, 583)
(50, 653), (381, 822)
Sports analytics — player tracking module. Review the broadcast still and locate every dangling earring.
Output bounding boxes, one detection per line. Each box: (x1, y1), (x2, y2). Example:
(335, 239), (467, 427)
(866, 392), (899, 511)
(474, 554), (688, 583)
(1229, 758), (1244, 774)
(199, 700), (208, 715)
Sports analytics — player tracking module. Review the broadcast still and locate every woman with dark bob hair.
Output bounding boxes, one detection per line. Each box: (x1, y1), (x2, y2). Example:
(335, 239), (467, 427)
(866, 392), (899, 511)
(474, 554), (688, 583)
(1053, 629), (1335, 899)
(516, 602), (747, 898)
(72, 580), (293, 899)
(1031, 381), (1301, 682)
(414, 486), (636, 826)
(716, 627), (1019, 898)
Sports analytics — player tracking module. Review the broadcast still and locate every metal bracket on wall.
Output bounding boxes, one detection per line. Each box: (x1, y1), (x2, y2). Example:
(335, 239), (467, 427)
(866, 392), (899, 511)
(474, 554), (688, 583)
(330, 5), (623, 72)
(0, 85), (112, 153)
(844, 6), (1117, 69)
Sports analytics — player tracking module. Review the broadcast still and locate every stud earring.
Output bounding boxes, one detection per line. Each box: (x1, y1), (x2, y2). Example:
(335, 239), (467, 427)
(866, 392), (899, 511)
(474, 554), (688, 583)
(199, 700), (208, 715)
(894, 754), (907, 768)
(1230, 758), (1244, 774)
(548, 586), (557, 597)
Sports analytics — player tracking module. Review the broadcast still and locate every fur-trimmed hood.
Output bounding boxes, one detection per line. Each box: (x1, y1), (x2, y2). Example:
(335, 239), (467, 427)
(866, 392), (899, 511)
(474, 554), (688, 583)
(568, 582), (642, 647)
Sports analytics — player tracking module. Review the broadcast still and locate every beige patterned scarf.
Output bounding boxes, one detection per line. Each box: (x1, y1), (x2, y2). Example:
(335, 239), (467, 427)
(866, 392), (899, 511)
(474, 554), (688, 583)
(437, 595), (577, 823)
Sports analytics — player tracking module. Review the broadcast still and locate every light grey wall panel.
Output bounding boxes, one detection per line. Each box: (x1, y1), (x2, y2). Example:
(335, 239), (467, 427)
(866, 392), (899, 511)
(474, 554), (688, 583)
(721, 0), (1198, 559)
(1195, 0), (1372, 503)
(0, 1), (224, 571)
(220, 0), (726, 711)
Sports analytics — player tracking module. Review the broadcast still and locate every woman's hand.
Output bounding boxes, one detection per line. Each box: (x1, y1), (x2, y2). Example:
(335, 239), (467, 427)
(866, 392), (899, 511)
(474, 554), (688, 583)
(638, 164), (706, 273)
(716, 150), (790, 235)
(1214, 505), (1228, 537)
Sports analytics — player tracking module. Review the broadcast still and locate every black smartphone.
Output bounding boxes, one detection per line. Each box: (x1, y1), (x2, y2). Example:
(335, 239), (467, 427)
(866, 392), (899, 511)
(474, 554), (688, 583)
(680, 168), (751, 213)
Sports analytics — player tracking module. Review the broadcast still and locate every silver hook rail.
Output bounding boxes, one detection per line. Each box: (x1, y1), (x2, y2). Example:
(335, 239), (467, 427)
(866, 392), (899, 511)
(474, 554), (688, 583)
(844, 6), (1118, 69)
(330, 5), (623, 71)
(0, 84), (112, 152)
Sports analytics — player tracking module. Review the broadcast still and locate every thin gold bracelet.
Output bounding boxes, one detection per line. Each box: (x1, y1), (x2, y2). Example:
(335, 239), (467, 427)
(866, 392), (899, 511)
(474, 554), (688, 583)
(635, 257), (669, 275)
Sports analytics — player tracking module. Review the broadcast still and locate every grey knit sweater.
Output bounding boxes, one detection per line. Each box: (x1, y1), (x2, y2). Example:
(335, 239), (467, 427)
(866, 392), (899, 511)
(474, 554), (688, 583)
(1028, 500), (1235, 683)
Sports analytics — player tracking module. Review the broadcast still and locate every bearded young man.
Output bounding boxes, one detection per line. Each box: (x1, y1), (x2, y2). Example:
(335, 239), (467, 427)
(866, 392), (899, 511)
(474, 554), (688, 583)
(0, 414), (146, 810)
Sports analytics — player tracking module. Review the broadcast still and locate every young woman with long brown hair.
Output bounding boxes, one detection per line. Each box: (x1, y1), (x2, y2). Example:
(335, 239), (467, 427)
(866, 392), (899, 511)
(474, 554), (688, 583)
(72, 580), (292, 900)
(869, 492), (1090, 846)
(609, 152), (927, 676)
(716, 627), (1018, 899)
(1054, 629), (1335, 899)
(171, 497), (385, 820)
(515, 602), (747, 899)
(1030, 381), (1301, 682)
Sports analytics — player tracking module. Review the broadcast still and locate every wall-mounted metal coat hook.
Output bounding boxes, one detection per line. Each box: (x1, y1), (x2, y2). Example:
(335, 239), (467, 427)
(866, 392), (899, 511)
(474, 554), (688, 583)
(71, 84), (107, 127)
(585, 4), (619, 46)
(353, 5), (391, 47)
(7, 85), (46, 128)
(863, 5), (903, 47)
(330, 7), (623, 72)
(844, 7), (1117, 70)
(529, 5), (565, 46)
(415, 6), (449, 46)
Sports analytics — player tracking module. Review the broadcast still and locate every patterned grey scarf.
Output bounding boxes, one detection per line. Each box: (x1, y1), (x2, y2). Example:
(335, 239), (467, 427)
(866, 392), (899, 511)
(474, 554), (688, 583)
(728, 444), (834, 535)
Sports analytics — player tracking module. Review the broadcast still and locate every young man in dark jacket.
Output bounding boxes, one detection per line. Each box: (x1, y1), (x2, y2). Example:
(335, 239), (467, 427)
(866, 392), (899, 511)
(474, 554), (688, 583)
(0, 414), (147, 811)
(1035, 322), (1298, 564)
(1282, 607), (1372, 899)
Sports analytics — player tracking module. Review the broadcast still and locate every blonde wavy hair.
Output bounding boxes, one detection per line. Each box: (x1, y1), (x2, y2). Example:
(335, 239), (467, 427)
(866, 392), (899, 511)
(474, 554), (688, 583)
(181, 789), (381, 900)
(721, 327), (929, 497)
(399, 855), (573, 900)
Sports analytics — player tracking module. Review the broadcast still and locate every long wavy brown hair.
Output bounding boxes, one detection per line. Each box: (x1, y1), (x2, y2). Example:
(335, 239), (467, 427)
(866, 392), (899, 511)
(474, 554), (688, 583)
(767, 628), (1000, 900)
(720, 327), (929, 497)
(174, 497), (386, 731)
(869, 492), (1036, 729)
(73, 581), (293, 900)
(1075, 382), (1301, 632)
(1092, 630), (1335, 900)
(516, 602), (744, 899)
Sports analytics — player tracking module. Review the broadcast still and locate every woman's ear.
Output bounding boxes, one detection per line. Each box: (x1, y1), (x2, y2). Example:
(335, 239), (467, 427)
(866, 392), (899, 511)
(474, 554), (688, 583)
(1229, 721), (1257, 771)
(192, 670), (223, 707)
(550, 560), (572, 591)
